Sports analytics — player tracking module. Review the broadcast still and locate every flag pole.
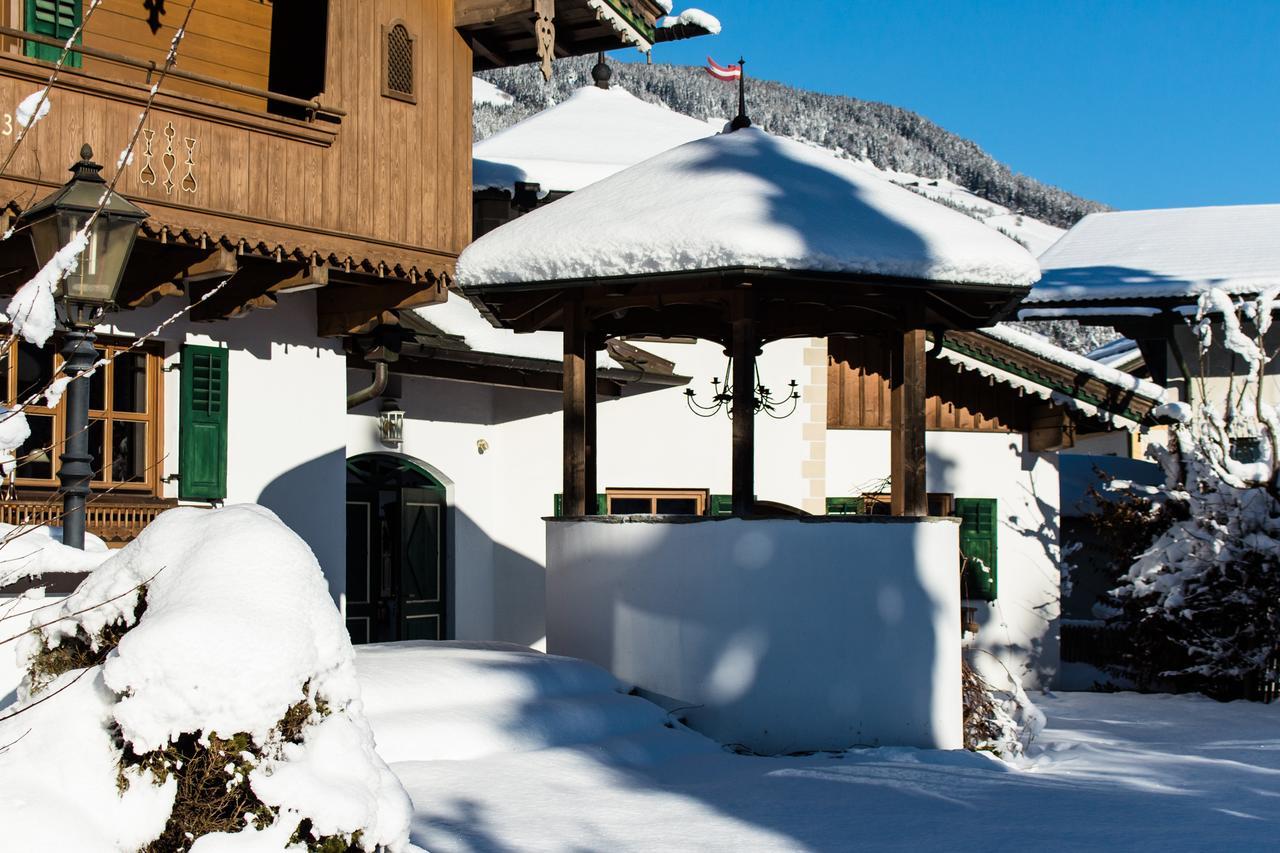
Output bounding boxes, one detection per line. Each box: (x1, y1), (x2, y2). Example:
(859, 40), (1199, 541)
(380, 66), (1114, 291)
(731, 56), (751, 130)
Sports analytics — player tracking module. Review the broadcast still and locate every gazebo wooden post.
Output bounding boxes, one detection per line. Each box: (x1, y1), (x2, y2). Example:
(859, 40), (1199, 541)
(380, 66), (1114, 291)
(890, 327), (928, 517)
(730, 296), (758, 516)
(562, 295), (594, 516)
(584, 332), (600, 512)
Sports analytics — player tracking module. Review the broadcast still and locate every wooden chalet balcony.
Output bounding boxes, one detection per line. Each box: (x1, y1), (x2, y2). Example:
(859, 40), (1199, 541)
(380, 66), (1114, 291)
(0, 494), (177, 548)
(0, 1), (473, 335)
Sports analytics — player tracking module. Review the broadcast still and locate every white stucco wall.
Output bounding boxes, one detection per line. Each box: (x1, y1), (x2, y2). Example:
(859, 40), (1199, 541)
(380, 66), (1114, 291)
(826, 430), (1062, 689)
(547, 516), (963, 752)
(102, 292), (349, 598)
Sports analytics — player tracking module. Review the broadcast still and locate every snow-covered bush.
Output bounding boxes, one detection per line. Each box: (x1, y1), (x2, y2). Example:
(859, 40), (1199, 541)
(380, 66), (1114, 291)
(961, 658), (1044, 758)
(1102, 288), (1280, 699)
(0, 505), (411, 851)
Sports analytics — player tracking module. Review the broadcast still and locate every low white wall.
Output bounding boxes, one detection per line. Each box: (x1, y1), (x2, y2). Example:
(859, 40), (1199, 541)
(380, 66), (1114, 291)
(827, 430), (1062, 689)
(547, 516), (963, 753)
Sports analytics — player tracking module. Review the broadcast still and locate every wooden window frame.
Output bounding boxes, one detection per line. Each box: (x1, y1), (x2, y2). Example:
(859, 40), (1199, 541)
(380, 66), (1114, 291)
(2, 334), (165, 496)
(381, 19), (416, 104)
(828, 492), (954, 517)
(605, 488), (710, 515)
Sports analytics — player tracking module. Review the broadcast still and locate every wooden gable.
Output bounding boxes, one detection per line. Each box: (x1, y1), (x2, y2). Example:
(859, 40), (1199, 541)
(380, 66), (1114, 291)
(828, 335), (1028, 433)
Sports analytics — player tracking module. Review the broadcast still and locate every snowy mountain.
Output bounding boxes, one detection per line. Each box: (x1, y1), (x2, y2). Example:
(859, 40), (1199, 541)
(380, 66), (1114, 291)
(475, 56), (1105, 230)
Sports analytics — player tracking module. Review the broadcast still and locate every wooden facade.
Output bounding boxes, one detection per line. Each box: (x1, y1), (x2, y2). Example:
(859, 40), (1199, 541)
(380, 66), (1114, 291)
(828, 335), (1027, 433)
(0, 0), (481, 335)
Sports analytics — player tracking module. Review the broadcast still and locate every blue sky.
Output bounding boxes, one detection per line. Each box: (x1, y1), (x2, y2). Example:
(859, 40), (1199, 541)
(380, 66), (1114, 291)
(625, 1), (1280, 211)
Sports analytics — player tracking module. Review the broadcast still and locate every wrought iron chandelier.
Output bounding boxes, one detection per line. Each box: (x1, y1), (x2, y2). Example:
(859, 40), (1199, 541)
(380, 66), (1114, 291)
(685, 358), (801, 419)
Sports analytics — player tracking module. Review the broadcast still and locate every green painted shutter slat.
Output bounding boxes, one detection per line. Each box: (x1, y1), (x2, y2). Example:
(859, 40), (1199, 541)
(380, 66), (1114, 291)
(552, 494), (605, 516)
(25, 0), (82, 67)
(179, 345), (228, 500)
(709, 494), (733, 516)
(956, 497), (998, 601)
(825, 496), (865, 515)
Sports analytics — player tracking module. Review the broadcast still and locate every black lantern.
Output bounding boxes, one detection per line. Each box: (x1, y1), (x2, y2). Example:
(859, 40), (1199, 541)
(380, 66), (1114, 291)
(16, 144), (148, 549)
(20, 143), (148, 321)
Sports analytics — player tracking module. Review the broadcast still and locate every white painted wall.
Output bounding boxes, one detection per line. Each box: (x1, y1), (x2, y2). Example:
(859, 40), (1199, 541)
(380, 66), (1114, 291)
(826, 430), (1062, 689)
(101, 292), (349, 598)
(547, 516), (963, 752)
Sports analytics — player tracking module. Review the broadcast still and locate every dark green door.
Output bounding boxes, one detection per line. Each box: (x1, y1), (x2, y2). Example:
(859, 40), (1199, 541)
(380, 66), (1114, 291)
(345, 456), (447, 644)
(399, 488), (445, 640)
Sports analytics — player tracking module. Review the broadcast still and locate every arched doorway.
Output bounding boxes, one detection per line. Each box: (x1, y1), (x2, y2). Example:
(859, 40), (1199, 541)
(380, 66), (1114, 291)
(345, 454), (447, 644)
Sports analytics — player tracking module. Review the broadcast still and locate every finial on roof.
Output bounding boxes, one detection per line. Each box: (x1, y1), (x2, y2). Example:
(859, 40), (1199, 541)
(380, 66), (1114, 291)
(729, 56), (751, 131)
(592, 52), (612, 89)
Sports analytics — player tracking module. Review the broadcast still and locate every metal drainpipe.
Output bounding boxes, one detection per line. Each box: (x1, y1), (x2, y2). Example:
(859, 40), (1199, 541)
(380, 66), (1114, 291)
(347, 360), (389, 410)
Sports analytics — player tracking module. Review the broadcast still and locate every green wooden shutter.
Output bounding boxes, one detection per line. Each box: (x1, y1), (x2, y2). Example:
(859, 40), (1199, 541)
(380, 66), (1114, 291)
(709, 494), (733, 516)
(179, 345), (229, 501)
(552, 494), (605, 516)
(956, 498), (998, 601)
(825, 496), (865, 515)
(25, 0), (82, 67)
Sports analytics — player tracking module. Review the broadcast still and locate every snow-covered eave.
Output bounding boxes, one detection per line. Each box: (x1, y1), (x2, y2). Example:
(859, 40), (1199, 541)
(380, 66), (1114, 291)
(933, 343), (1146, 432)
(1024, 277), (1280, 306)
(461, 263), (1036, 295)
(588, 0), (657, 52)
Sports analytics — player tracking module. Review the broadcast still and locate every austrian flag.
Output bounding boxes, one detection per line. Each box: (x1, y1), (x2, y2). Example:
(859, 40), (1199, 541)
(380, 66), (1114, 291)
(706, 57), (742, 82)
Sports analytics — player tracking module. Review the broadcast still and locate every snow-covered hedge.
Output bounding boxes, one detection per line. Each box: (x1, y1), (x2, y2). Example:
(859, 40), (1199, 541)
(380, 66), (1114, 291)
(1102, 288), (1280, 699)
(0, 505), (410, 851)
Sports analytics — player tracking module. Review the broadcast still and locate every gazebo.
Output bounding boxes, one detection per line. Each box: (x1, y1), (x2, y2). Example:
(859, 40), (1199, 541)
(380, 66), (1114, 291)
(459, 123), (1040, 751)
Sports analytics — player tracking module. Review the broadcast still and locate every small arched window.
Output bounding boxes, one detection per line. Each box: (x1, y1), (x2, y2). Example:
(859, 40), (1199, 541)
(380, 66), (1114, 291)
(382, 21), (416, 103)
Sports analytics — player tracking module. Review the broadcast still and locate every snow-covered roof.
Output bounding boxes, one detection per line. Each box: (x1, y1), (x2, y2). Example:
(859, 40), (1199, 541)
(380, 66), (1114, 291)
(938, 326), (1167, 429)
(472, 85), (716, 194)
(460, 127), (1042, 289)
(1029, 204), (1280, 305)
(984, 325), (1166, 401)
(1087, 337), (1144, 371)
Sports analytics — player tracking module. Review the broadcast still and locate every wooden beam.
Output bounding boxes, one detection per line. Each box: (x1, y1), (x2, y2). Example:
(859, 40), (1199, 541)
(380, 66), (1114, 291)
(891, 328), (928, 517)
(584, 334), (599, 514)
(181, 246), (238, 283)
(562, 295), (589, 516)
(455, 0), (530, 28)
(731, 296), (758, 516)
(316, 278), (446, 337)
(1029, 403), (1076, 452)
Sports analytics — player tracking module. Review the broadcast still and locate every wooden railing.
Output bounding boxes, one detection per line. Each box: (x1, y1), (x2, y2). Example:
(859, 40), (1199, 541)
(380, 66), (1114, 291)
(0, 498), (178, 546)
(0, 25), (345, 121)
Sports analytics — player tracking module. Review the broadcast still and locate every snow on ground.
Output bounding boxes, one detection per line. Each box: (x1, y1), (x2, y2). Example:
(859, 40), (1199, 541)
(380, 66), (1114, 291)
(360, 642), (1280, 853)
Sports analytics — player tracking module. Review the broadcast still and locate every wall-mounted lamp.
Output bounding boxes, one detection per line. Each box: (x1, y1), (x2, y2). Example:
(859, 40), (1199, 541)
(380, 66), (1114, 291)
(377, 398), (404, 446)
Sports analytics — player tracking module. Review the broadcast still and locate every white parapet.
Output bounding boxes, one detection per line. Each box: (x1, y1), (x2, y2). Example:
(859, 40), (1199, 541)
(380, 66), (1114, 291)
(547, 515), (963, 754)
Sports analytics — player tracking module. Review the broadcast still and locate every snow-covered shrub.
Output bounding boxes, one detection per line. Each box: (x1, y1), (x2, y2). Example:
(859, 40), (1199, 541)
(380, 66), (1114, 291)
(961, 658), (1044, 758)
(1103, 288), (1280, 699)
(0, 505), (411, 851)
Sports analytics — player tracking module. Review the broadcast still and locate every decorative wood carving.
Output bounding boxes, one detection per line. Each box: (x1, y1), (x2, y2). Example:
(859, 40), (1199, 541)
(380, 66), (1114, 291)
(534, 0), (556, 80)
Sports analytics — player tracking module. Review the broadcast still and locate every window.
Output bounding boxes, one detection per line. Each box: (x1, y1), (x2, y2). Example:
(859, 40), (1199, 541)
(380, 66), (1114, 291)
(0, 336), (163, 493)
(606, 489), (709, 515)
(268, 0), (331, 120)
(24, 0), (81, 67)
(826, 493), (955, 517)
(382, 21), (415, 103)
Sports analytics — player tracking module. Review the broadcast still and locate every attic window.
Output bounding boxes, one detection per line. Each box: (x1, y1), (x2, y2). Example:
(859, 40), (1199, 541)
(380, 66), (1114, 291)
(383, 22), (416, 103)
